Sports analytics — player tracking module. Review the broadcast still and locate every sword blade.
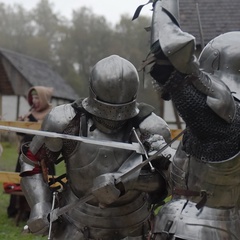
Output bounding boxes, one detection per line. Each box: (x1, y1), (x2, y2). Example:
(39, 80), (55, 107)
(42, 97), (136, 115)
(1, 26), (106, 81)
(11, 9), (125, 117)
(0, 125), (144, 154)
(49, 129), (185, 222)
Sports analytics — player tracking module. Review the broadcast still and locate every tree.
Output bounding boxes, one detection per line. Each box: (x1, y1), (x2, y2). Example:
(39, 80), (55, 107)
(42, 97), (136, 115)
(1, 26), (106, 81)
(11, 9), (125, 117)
(27, 0), (62, 62)
(113, 15), (160, 115)
(0, 1), (160, 113)
(56, 7), (114, 96)
(0, 4), (33, 52)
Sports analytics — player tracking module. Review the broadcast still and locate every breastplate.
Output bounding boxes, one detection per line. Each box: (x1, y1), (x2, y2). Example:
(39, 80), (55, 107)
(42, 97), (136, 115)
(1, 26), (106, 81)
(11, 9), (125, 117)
(64, 120), (134, 199)
(59, 120), (150, 239)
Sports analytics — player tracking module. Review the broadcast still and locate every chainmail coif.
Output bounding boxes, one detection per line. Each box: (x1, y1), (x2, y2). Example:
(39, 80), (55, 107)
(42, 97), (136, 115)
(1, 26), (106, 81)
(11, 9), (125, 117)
(161, 71), (240, 162)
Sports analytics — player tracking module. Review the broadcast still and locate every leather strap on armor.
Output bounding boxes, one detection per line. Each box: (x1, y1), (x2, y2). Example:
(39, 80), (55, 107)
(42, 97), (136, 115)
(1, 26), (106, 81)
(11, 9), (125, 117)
(48, 173), (67, 191)
(21, 143), (40, 167)
(162, 220), (173, 240)
(173, 188), (212, 209)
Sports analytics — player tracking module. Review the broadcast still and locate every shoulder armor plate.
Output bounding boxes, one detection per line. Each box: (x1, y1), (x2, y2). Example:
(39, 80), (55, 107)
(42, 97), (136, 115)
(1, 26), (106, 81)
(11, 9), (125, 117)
(30, 104), (77, 153)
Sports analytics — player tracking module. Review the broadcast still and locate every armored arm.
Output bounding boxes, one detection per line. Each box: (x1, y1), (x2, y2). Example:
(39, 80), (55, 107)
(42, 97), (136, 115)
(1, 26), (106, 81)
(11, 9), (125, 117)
(91, 151), (169, 206)
(138, 112), (175, 158)
(20, 137), (57, 235)
(136, 112), (176, 201)
(92, 112), (176, 205)
(91, 114), (176, 207)
(149, 0), (235, 123)
(19, 104), (76, 235)
(147, 0), (240, 162)
(92, 155), (172, 207)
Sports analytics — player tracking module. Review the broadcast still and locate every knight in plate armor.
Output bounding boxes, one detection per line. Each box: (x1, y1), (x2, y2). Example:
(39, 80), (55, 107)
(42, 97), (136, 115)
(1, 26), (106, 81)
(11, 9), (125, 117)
(143, 0), (240, 239)
(19, 54), (175, 240)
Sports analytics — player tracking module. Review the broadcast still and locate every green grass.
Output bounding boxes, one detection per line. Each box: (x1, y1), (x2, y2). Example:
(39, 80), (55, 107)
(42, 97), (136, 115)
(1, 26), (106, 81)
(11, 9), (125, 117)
(0, 141), (19, 171)
(0, 186), (44, 240)
(0, 141), (65, 240)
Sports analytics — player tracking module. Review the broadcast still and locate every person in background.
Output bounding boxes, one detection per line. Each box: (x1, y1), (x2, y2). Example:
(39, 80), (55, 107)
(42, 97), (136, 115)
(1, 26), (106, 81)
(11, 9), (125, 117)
(6, 86), (55, 220)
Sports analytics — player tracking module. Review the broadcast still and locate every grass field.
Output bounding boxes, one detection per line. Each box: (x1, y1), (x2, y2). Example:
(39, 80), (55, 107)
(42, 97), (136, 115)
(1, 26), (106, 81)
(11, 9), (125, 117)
(0, 140), (64, 240)
(0, 185), (43, 240)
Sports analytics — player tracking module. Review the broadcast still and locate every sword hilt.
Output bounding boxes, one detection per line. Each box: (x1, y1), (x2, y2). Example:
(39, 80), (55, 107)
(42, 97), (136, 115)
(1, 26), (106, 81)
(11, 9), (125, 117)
(132, 127), (155, 172)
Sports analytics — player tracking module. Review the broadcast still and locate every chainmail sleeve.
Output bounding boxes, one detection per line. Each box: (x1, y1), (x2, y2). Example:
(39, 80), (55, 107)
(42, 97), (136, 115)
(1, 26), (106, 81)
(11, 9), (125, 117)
(161, 71), (240, 162)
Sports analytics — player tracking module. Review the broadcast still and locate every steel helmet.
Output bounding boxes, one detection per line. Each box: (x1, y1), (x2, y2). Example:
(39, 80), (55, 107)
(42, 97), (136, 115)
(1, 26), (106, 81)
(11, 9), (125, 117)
(82, 55), (139, 120)
(199, 31), (240, 100)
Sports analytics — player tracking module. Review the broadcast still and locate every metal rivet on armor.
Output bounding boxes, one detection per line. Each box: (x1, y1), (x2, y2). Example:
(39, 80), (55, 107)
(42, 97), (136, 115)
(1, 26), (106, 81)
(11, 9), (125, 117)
(214, 51), (218, 56)
(226, 66), (229, 69)
(104, 155), (107, 158)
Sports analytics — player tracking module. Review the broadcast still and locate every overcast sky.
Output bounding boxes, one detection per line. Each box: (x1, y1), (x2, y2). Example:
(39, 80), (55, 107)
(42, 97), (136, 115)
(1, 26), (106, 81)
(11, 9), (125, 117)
(1, 0), (152, 24)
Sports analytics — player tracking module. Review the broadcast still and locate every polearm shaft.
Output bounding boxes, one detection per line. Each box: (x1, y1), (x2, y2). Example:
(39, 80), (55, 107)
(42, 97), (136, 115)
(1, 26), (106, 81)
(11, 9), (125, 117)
(0, 125), (144, 154)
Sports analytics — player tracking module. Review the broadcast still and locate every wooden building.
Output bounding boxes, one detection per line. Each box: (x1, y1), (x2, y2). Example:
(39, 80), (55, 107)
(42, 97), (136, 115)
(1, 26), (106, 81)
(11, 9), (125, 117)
(0, 48), (79, 120)
(179, 0), (240, 50)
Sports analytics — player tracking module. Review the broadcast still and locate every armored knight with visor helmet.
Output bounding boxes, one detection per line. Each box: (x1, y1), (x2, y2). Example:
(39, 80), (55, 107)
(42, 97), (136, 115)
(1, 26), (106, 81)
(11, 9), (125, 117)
(20, 55), (175, 240)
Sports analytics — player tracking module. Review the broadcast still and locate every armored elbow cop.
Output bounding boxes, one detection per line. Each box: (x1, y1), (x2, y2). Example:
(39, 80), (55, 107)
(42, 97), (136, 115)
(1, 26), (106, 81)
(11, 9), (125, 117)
(150, 0), (199, 76)
(20, 140), (53, 236)
(19, 134), (46, 176)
